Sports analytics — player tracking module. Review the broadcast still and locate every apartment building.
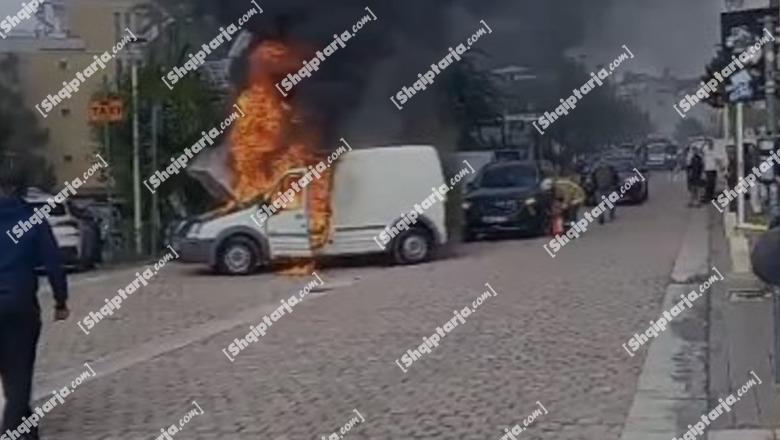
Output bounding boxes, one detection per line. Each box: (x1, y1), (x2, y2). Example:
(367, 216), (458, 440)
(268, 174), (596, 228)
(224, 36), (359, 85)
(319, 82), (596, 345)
(0, 0), (146, 196)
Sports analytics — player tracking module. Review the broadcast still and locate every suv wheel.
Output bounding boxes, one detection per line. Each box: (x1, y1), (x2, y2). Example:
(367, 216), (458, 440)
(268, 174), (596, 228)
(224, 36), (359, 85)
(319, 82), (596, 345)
(217, 236), (259, 275)
(391, 227), (434, 265)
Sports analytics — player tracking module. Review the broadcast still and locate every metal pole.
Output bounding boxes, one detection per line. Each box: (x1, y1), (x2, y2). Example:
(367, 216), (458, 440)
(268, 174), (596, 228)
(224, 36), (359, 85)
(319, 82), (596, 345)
(131, 59), (142, 255)
(765, 14), (777, 135)
(103, 121), (114, 259)
(737, 102), (746, 227)
(151, 105), (159, 253)
(723, 105), (730, 140)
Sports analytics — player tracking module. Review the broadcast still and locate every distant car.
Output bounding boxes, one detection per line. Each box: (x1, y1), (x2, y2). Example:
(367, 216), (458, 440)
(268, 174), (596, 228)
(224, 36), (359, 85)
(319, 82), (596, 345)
(462, 160), (555, 241)
(645, 142), (675, 170)
(611, 158), (649, 204)
(584, 158), (648, 205)
(24, 190), (88, 269)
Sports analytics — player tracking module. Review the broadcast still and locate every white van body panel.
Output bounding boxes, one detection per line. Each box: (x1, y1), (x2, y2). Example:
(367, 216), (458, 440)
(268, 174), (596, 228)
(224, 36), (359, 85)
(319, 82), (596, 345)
(177, 145), (447, 265)
(322, 145), (447, 256)
(194, 206), (257, 241)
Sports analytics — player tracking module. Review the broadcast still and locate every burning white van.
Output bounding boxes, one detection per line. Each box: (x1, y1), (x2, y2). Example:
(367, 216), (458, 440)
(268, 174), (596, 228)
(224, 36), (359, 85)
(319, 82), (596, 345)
(171, 145), (448, 275)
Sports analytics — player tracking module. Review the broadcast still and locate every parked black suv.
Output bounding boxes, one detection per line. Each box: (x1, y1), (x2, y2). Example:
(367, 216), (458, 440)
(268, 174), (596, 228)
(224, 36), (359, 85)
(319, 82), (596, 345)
(462, 160), (555, 241)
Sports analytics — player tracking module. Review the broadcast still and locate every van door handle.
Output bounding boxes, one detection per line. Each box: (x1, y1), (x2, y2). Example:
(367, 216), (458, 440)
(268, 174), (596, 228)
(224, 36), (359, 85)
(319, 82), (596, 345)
(294, 213), (305, 220)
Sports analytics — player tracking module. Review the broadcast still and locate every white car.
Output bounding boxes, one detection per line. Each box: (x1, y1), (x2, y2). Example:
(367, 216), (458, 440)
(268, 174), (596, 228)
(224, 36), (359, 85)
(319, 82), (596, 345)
(25, 189), (85, 267)
(172, 145), (448, 275)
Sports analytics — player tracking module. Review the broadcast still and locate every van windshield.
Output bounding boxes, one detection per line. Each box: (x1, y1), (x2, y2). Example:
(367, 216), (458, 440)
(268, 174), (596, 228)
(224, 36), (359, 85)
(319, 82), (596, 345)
(478, 164), (538, 189)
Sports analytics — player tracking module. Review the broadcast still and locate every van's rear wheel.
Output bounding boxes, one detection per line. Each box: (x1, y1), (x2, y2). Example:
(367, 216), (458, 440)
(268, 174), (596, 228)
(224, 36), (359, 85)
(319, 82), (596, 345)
(217, 236), (259, 275)
(391, 227), (433, 265)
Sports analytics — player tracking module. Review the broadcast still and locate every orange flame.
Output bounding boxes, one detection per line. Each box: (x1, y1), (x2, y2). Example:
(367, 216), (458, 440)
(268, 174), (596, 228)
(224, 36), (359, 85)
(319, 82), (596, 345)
(230, 40), (332, 274)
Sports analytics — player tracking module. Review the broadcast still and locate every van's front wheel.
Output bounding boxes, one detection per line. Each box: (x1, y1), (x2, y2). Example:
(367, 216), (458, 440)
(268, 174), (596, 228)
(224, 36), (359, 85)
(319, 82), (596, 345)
(391, 227), (434, 265)
(216, 236), (259, 275)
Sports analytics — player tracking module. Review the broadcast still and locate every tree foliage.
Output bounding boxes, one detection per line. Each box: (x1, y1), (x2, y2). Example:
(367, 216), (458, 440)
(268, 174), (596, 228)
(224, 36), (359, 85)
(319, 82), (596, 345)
(524, 59), (655, 154)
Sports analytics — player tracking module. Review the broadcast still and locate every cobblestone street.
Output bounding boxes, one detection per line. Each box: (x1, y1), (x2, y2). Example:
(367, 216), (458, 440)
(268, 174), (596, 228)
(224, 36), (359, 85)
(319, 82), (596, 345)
(18, 176), (696, 439)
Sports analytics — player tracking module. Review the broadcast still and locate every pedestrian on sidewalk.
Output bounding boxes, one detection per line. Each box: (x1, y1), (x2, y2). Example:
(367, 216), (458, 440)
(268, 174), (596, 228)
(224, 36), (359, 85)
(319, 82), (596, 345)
(702, 140), (719, 201)
(590, 159), (619, 224)
(0, 161), (69, 440)
(686, 146), (704, 207)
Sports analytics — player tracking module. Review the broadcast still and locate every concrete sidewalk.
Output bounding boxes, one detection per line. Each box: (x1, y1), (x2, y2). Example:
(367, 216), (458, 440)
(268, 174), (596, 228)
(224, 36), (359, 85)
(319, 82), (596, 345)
(708, 210), (780, 438)
(619, 207), (710, 440)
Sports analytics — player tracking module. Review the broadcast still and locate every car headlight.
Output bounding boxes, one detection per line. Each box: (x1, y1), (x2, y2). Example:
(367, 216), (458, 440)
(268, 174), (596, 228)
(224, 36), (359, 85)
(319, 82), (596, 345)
(524, 197), (537, 206)
(462, 201), (472, 210)
(187, 223), (203, 237)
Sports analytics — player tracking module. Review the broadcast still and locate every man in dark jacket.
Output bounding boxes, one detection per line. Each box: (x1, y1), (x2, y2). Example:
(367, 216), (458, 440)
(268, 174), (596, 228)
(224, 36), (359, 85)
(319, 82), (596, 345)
(0, 163), (69, 440)
(590, 159), (620, 224)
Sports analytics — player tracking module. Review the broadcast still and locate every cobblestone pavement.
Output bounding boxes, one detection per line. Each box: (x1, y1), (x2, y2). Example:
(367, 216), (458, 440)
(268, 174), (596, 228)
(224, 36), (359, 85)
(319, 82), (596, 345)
(30, 175), (694, 440)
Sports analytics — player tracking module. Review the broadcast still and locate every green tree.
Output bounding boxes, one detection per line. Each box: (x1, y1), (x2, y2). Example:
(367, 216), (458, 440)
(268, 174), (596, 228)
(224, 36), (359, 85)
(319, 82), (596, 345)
(97, 4), (227, 251)
(442, 51), (501, 149)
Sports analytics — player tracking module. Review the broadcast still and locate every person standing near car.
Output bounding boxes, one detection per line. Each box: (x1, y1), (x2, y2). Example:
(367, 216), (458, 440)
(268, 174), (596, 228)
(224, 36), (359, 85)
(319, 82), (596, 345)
(553, 175), (585, 224)
(686, 146), (704, 207)
(0, 162), (69, 440)
(590, 159), (619, 224)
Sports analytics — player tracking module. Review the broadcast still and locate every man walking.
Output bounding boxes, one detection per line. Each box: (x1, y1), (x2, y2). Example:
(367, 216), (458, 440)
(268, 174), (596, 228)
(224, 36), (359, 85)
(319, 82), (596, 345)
(0, 163), (69, 440)
(702, 140), (718, 201)
(590, 159), (619, 224)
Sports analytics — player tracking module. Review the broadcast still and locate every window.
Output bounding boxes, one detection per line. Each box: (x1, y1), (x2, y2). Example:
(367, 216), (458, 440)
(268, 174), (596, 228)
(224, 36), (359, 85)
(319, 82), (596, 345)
(479, 164), (538, 189)
(58, 59), (68, 70)
(60, 108), (71, 117)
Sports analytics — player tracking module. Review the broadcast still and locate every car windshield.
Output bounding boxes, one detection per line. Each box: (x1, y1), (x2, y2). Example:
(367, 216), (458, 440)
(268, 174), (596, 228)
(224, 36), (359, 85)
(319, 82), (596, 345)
(478, 164), (538, 188)
(27, 202), (66, 216)
(647, 144), (668, 155)
(608, 160), (635, 173)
